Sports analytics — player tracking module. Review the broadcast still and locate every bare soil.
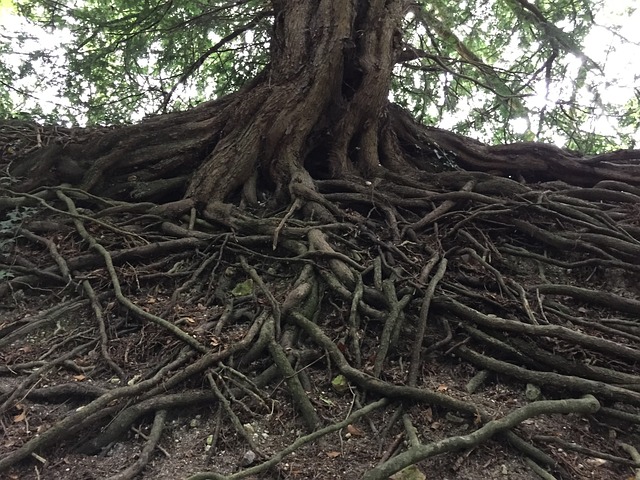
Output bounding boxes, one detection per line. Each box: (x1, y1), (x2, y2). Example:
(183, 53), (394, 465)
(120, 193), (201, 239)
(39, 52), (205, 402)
(1, 276), (637, 479)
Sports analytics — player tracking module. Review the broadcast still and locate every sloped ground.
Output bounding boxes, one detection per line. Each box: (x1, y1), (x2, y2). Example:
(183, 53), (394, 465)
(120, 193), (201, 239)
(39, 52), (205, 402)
(1, 122), (640, 479)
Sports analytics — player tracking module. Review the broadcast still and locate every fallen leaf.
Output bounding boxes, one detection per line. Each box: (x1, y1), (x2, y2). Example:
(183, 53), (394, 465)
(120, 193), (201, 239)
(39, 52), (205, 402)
(13, 410), (26, 423)
(326, 451), (341, 458)
(390, 464), (426, 480)
(474, 412), (482, 425)
(231, 279), (254, 297)
(331, 374), (349, 394)
(424, 406), (433, 422)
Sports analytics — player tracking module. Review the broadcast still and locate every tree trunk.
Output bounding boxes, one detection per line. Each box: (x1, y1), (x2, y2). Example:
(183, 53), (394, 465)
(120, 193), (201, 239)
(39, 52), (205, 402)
(186, 0), (409, 205)
(6, 0), (640, 204)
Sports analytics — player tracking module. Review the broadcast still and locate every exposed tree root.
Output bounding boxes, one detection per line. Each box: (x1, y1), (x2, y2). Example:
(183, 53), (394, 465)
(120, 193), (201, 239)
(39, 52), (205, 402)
(106, 409), (167, 480)
(362, 395), (600, 480)
(2, 119), (640, 479)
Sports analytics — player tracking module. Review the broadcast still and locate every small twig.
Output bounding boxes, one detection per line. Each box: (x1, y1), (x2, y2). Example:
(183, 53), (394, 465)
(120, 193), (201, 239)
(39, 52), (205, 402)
(207, 372), (262, 454)
(105, 409), (167, 480)
(533, 435), (640, 467)
(83, 279), (127, 382)
(185, 398), (389, 480)
(378, 433), (404, 464)
(273, 198), (302, 249)
(377, 405), (404, 457)
(130, 425), (170, 457)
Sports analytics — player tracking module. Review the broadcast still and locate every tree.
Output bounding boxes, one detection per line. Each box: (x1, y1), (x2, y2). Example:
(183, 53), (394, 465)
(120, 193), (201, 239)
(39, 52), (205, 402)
(1, 1), (640, 479)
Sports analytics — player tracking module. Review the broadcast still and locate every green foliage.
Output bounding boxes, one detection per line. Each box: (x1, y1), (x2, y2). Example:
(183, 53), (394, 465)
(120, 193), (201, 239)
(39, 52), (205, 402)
(0, 0), (638, 152)
(5, 0), (269, 124)
(0, 44), (16, 117)
(394, 0), (638, 152)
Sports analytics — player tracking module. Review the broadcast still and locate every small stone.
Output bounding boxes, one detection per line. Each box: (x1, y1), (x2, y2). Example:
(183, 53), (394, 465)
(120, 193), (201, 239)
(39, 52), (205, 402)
(389, 465), (426, 480)
(240, 450), (257, 467)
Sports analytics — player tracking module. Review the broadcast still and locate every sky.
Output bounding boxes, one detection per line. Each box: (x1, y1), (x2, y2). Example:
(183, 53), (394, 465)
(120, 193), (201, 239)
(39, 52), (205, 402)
(431, 1), (640, 147)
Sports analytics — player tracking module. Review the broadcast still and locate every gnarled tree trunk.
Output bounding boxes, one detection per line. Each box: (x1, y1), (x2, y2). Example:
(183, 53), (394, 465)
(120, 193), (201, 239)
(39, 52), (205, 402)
(186, 0), (409, 205)
(8, 0), (640, 207)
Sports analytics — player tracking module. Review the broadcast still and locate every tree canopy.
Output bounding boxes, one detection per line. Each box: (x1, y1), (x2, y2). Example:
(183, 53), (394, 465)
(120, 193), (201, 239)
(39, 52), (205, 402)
(2, 0), (639, 151)
(2, 1), (640, 479)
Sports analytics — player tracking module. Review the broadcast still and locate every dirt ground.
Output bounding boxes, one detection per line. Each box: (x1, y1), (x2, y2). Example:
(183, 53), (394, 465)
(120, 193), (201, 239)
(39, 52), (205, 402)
(1, 146), (640, 479)
(1, 289), (636, 480)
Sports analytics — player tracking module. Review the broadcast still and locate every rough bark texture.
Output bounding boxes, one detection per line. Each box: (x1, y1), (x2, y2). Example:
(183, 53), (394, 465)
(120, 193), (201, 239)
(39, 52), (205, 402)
(6, 0), (449, 207)
(187, 0), (412, 204)
(2, 1), (640, 479)
(6, 0), (640, 207)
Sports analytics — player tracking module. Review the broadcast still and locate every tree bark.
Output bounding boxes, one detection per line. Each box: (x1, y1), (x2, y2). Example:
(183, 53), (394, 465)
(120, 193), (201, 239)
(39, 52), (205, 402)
(186, 0), (410, 205)
(6, 0), (640, 206)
